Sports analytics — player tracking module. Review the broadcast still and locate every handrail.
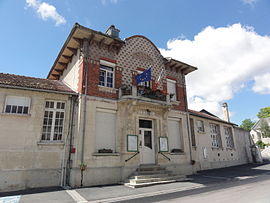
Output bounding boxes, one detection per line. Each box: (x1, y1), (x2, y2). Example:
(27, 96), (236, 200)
(159, 152), (171, 161)
(125, 152), (140, 162)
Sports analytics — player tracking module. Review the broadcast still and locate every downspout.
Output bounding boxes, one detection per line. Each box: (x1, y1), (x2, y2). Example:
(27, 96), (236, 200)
(66, 95), (76, 186)
(186, 112), (194, 165)
(183, 80), (194, 167)
(81, 58), (88, 167)
(61, 95), (76, 187)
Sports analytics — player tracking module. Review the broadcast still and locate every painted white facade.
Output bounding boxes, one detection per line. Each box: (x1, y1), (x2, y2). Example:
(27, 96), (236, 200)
(250, 118), (270, 145)
(0, 87), (74, 192)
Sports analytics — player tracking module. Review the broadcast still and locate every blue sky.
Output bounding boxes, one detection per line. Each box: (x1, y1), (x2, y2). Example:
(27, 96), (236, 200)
(0, 0), (270, 125)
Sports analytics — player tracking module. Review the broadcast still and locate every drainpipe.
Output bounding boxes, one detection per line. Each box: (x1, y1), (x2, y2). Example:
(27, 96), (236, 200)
(66, 95), (76, 186)
(183, 81), (194, 166)
(186, 112), (194, 166)
(81, 59), (88, 165)
(61, 95), (76, 187)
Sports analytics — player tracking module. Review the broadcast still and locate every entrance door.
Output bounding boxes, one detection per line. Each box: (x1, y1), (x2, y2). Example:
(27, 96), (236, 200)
(139, 120), (155, 164)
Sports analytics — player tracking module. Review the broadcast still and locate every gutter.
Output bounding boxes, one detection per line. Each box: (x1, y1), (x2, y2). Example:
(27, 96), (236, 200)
(0, 84), (77, 96)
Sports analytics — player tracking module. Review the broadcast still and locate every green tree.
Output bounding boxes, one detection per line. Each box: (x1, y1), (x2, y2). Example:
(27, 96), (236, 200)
(260, 119), (270, 138)
(257, 107), (270, 118)
(240, 119), (255, 131)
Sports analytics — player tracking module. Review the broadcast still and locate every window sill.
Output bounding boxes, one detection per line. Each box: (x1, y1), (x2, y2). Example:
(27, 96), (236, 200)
(0, 112), (31, 117)
(37, 141), (64, 146)
(226, 147), (235, 151)
(92, 152), (120, 156)
(98, 85), (117, 94)
(212, 147), (222, 151)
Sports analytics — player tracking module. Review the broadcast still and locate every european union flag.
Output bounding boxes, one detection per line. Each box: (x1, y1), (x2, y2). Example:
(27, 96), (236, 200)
(135, 67), (152, 84)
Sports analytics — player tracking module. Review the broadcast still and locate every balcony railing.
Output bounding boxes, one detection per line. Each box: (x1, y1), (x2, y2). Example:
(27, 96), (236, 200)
(120, 85), (168, 102)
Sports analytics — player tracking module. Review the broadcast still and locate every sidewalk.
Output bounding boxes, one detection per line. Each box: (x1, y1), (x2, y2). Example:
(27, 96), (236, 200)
(1, 162), (270, 203)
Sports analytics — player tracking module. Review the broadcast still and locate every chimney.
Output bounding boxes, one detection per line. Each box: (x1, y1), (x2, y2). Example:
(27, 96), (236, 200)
(105, 25), (120, 39)
(222, 102), (230, 122)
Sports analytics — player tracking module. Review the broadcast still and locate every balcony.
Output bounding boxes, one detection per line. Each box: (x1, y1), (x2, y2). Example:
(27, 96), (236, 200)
(119, 85), (172, 104)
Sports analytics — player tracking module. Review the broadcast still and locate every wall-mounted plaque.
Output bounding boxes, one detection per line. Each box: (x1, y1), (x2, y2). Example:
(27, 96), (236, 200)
(127, 134), (138, 152)
(159, 137), (168, 152)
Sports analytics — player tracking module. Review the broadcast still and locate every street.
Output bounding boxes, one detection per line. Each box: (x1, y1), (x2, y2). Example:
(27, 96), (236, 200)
(1, 162), (270, 203)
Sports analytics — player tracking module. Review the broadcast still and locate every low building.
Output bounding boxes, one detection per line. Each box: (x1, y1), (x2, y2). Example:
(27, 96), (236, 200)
(0, 73), (76, 192)
(0, 23), (253, 191)
(189, 109), (253, 171)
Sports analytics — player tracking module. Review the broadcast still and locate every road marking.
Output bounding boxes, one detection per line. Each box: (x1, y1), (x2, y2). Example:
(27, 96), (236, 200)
(88, 185), (205, 203)
(66, 189), (88, 203)
(0, 195), (21, 203)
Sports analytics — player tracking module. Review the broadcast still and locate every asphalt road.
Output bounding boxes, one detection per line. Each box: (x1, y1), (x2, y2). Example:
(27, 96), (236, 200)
(1, 161), (270, 203)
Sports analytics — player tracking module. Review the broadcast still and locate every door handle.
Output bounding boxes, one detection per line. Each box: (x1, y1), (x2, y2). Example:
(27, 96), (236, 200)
(139, 140), (142, 146)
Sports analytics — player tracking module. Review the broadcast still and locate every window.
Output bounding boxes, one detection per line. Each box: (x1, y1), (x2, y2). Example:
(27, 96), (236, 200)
(166, 79), (177, 101)
(41, 101), (65, 141)
(196, 120), (205, 133)
(4, 96), (30, 114)
(190, 118), (196, 146)
(224, 127), (234, 148)
(95, 110), (116, 152)
(99, 65), (114, 88)
(210, 123), (222, 148)
(168, 118), (183, 152)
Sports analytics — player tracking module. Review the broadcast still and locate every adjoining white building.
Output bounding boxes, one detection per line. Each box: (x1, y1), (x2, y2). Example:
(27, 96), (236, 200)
(251, 117), (270, 145)
(0, 23), (253, 192)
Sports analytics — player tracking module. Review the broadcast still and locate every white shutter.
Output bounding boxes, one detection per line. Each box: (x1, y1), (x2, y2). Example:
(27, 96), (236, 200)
(95, 111), (116, 152)
(168, 118), (181, 150)
(6, 96), (30, 106)
(167, 79), (176, 101)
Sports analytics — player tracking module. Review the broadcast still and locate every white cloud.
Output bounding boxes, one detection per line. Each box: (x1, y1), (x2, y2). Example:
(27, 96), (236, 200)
(241, 0), (258, 5)
(26, 0), (66, 26)
(160, 23), (270, 118)
(252, 73), (270, 94)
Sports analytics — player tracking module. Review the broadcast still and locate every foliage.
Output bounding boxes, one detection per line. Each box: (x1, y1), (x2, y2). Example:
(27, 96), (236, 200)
(256, 140), (266, 148)
(240, 119), (255, 131)
(257, 107), (270, 118)
(260, 119), (270, 138)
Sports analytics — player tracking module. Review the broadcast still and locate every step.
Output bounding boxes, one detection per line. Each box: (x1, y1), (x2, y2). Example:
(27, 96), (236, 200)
(134, 170), (171, 175)
(125, 179), (177, 188)
(129, 175), (186, 184)
(137, 165), (165, 172)
(131, 173), (172, 180)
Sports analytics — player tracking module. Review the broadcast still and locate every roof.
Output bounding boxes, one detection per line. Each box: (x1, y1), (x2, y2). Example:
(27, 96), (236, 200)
(47, 23), (197, 80)
(252, 117), (270, 130)
(0, 73), (76, 95)
(47, 23), (125, 80)
(164, 57), (197, 75)
(188, 109), (236, 126)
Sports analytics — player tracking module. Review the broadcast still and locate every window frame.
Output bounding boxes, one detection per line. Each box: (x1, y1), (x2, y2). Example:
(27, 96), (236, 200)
(224, 126), (234, 149)
(41, 100), (66, 142)
(210, 123), (222, 148)
(4, 95), (31, 115)
(196, 120), (205, 133)
(166, 78), (177, 101)
(99, 60), (115, 88)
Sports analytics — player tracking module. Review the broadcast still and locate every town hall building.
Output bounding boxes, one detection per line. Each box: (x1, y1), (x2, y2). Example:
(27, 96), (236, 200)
(0, 23), (253, 191)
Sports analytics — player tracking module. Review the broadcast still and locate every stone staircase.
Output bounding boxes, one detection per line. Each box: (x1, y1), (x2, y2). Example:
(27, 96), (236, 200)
(124, 165), (186, 188)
